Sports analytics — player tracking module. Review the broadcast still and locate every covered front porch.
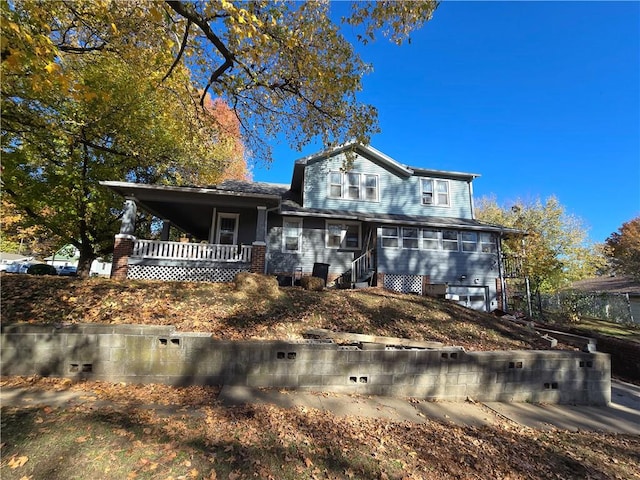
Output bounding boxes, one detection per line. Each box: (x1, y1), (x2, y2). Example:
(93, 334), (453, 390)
(101, 180), (287, 282)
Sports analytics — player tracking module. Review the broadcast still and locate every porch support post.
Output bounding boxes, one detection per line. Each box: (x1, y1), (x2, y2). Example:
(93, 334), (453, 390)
(251, 241), (267, 274)
(208, 208), (217, 244)
(160, 220), (171, 241)
(255, 206), (267, 243)
(111, 197), (137, 280)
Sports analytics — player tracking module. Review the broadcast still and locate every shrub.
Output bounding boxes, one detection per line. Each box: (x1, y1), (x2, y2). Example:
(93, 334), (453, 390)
(233, 272), (280, 298)
(300, 275), (325, 291)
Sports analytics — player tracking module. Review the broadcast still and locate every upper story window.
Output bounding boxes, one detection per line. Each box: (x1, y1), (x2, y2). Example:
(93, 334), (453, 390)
(421, 178), (450, 206)
(326, 221), (361, 249)
(328, 172), (379, 202)
(364, 175), (378, 201)
(329, 172), (342, 197)
(282, 217), (302, 253)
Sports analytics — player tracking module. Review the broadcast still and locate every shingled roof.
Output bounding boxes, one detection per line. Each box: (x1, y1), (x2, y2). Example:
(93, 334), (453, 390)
(570, 276), (640, 295)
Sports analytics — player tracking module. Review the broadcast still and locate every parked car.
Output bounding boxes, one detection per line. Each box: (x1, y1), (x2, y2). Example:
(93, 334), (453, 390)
(5, 262), (35, 274)
(57, 266), (78, 276)
(27, 263), (58, 276)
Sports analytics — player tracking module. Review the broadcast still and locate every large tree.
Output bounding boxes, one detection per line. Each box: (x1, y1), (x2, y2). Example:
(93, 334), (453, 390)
(476, 196), (606, 295)
(606, 216), (640, 281)
(1, 1), (249, 274)
(1, 1), (437, 275)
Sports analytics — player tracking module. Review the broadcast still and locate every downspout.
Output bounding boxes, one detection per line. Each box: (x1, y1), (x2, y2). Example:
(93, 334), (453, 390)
(468, 180), (475, 218)
(496, 232), (507, 311)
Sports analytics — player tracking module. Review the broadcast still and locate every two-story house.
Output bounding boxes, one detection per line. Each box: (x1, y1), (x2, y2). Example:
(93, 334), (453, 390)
(102, 143), (520, 311)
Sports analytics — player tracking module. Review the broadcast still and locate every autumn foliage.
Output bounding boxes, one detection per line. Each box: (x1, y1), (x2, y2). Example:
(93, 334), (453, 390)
(606, 216), (640, 281)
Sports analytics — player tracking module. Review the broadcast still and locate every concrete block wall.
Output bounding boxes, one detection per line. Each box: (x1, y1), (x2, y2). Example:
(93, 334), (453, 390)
(1, 324), (611, 405)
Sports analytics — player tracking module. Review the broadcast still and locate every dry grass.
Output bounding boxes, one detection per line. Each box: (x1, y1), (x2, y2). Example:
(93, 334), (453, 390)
(1, 274), (553, 351)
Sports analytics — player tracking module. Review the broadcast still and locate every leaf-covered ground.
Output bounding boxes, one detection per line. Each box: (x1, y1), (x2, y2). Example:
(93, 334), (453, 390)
(2, 275), (552, 351)
(2, 276), (640, 478)
(2, 376), (639, 480)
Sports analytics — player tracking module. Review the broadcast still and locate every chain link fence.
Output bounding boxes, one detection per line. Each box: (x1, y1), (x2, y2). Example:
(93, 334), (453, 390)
(534, 291), (635, 325)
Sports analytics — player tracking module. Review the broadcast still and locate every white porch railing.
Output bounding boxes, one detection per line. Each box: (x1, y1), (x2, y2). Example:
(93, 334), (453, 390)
(351, 248), (375, 284)
(132, 239), (252, 263)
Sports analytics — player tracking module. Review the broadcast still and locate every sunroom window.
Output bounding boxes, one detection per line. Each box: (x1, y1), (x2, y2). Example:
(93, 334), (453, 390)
(442, 230), (459, 251)
(381, 226), (399, 248)
(402, 227), (419, 249)
(461, 232), (478, 252)
(480, 233), (497, 253)
(421, 229), (439, 250)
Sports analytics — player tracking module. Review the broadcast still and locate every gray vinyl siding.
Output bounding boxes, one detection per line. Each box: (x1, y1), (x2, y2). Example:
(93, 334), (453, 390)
(303, 152), (473, 219)
(377, 231), (500, 310)
(215, 207), (257, 245)
(266, 215), (356, 276)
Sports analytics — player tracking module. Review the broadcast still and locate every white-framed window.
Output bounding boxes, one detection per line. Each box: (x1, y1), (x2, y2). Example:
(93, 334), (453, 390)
(328, 172), (378, 202)
(402, 227), (419, 249)
(442, 230), (459, 251)
(329, 172), (342, 197)
(346, 172), (360, 199)
(421, 178), (450, 206)
(325, 221), (361, 249)
(381, 226), (399, 248)
(480, 233), (497, 253)
(461, 232), (478, 252)
(421, 229), (439, 250)
(364, 174), (378, 201)
(216, 213), (239, 245)
(282, 217), (302, 253)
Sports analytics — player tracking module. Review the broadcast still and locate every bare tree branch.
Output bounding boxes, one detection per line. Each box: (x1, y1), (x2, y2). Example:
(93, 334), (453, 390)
(164, 1), (235, 103)
(162, 18), (191, 82)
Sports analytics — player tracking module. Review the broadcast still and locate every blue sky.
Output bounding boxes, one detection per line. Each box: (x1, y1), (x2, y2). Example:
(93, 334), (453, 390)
(251, 1), (640, 244)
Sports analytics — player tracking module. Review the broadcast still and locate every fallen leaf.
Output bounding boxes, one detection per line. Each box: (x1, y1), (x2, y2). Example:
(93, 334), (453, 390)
(9, 455), (29, 469)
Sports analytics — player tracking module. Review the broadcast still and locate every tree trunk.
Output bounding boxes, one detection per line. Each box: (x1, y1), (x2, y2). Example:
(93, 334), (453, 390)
(76, 242), (96, 278)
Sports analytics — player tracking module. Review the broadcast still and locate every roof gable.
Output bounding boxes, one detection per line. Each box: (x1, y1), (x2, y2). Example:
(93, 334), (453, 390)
(291, 142), (480, 192)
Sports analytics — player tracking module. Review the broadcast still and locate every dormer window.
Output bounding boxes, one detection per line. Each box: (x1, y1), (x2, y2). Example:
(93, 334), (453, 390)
(328, 172), (379, 202)
(421, 178), (450, 206)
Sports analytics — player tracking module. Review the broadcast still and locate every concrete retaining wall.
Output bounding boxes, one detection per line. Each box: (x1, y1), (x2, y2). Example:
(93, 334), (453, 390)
(1, 324), (611, 405)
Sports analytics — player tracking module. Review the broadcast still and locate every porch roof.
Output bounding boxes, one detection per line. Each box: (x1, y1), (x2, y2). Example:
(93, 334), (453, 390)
(280, 203), (523, 234)
(101, 180), (287, 238)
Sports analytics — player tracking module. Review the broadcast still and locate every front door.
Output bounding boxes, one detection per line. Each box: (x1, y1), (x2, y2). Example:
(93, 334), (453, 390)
(216, 213), (239, 245)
